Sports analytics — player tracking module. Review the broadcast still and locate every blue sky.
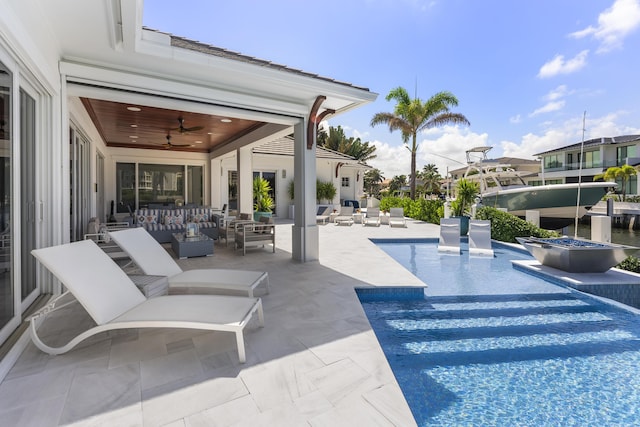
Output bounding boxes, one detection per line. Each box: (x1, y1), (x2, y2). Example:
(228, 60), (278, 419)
(144, 0), (640, 178)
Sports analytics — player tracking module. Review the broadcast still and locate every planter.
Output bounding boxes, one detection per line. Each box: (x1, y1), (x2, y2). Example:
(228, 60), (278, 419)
(451, 216), (470, 235)
(254, 211), (272, 222)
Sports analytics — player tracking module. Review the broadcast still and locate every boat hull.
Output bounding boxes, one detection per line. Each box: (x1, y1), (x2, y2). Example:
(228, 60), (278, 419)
(516, 237), (639, 273)
(481, 182), (611, 229)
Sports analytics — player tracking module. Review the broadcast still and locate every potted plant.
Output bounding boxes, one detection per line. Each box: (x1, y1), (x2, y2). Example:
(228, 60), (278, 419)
(287, 179), (295, 219)
(451, 178), (479, 235)
(317, 180), (337, 204)
(253, 176), (274, 221)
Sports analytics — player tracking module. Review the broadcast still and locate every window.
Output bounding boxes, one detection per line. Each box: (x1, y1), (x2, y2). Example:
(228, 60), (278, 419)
(543, 154), (562, 170)
(583, 151), (600, 168)
(617, 145), (637, 166)
(341, 177), (350, 187)
(116, 162), (203, 211)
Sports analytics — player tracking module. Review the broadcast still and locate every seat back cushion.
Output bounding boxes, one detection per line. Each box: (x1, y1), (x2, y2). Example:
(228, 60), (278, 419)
(32, 240), (146, 325)
(109, 228), (183, 277)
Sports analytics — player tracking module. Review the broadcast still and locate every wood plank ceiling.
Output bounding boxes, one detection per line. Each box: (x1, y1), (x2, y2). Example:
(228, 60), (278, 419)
(81, 98), (266, 153)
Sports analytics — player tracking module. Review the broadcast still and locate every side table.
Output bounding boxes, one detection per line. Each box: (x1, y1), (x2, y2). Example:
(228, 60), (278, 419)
(171, 232), (214, 259)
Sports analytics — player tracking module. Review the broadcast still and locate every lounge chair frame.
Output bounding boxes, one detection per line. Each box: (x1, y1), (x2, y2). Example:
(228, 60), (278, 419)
(110, 227), (270, 297)
(363, 208), (381, 227)
(30, 240), (264, 362)
(389, 208), (407, 228)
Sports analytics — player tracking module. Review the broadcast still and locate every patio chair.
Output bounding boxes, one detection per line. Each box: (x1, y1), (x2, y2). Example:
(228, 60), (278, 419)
(109, 228), (269, 297)
(29, 240), (264, 362)
(363, 207), (381, 227)
(235, 216), (276, 255)
(334, 206), (354, 226)
(468, 219), (494, 257)
(389, 207), (406, 228)
(438, 218), (461, 254)
(316, 206), (331, 224)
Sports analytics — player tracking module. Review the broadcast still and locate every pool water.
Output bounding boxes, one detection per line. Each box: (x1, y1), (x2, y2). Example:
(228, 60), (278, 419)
(359, 240), (640, 425)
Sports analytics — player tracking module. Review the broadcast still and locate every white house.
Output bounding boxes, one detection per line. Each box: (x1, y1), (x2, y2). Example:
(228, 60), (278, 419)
(535, 135), (640, 195)
(0, 0), (376, 368)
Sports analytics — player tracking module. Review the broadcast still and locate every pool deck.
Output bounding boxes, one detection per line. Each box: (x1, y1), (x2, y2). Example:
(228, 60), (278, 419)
(0, 218), (438, 426)
(4, 218), (639, 426)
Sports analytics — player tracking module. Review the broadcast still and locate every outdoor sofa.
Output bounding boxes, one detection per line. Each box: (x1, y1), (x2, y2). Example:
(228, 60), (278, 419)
(134, 207), (221, 243)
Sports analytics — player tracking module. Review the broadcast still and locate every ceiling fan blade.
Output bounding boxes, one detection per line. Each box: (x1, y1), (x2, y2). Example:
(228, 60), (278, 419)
(174, 117), (204, 133)
(182, 125), (204, 132)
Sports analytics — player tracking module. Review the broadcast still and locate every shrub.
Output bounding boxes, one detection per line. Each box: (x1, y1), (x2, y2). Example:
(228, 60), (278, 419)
(379, 197), (443, 224)
(617, 256), (640, 273)
(475, 206), (560, 243)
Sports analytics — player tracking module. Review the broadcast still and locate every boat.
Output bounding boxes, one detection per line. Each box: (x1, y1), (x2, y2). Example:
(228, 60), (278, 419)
(460, 147), (614, 229)
(515, 236), (639, 273)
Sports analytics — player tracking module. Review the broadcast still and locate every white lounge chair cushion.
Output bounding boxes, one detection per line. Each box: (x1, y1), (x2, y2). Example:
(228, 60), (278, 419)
(32, 240), (147, 325)
(109, 227), (183, 277)
(110, 228), (269, 296)
(114, 294), (259, 329)
(169, 269), (268, 295)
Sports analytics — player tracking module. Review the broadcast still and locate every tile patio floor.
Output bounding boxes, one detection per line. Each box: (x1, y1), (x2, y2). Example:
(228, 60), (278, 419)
(0, 217), (440, 426)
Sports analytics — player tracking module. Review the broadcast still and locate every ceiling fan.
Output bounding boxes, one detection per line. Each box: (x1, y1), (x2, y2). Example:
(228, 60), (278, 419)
(173, 116), (204, 134)
(157, 134), (190, 149)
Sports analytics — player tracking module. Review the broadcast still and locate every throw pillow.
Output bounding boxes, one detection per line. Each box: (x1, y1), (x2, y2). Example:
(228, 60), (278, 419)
(164, 214), (184, 226)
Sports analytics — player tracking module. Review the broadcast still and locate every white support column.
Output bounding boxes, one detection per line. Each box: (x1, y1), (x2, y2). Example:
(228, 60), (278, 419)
(525, 210), (540, 227)
(237, 146), (253, 216)
(591, 215), (611, 243)
(210, 157), (222, 209)
(292, 119), (319, 262)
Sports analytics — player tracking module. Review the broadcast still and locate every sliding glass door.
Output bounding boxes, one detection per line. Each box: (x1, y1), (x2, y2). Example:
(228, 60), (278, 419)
(0, 60), (14, 337)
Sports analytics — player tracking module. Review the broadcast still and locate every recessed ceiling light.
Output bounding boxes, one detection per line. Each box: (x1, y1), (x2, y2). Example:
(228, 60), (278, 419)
(127, 106), (141, 112)
(130, 124), (138, 128)
(220, 118), (232, 123)
(207, 132), (213, 135)
(195, 141), (203, 144)
(129, 135), (138, 139)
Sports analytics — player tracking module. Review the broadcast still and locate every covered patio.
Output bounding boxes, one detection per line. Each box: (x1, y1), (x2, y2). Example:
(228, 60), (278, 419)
(0, 0), (377, 381)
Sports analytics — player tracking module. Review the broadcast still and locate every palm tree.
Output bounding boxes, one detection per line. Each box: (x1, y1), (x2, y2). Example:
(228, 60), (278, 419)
(389, 175), (407, 196)
(595, 164), (638, 201)
(364, 168), (385, 197)
(318, 125), (377, 162)
(371, 88), (469, 200)
(419, 164), (443, 195)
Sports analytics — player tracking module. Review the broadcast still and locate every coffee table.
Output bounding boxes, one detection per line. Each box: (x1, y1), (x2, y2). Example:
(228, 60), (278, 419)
(171, 232), (214, 259)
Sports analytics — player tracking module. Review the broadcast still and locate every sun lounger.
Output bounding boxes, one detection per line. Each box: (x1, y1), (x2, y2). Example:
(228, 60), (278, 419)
(109, 227), (269, 297)
(438, 218), (461, 254)
(334, 206), (354, 225)
(30, 240), (264, 362)
(316, 206), (331, 224)
(469, 219), (494, 257)
(363, 207), (381, 226)
(389, 208), (406, 227)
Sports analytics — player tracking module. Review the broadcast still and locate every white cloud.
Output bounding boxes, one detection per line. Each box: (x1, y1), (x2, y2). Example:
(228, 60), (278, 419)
(529, 85), (574, 117)
(537, 50), (589, 78)
(570, 0), (640, 53)
(367, 126), (489, 178)
(545, 85), (570, 101)
(530, 100), (566, 117)
(510, 114), (522, 124)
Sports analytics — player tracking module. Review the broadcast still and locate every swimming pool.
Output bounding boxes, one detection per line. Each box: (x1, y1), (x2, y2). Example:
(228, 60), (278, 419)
(358, 239), (640, 425)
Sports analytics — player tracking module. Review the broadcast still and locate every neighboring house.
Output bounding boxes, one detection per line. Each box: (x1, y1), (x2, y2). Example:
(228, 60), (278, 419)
(0, 0), (375, 370)
(535, 135), (640, 195)
(216, 136), (370, 217)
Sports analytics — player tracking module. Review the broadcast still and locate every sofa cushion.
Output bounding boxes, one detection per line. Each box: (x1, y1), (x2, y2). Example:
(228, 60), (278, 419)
(187, 208), (211, 223)
(137, 209), (159, 225)
(164, 213), (184, 226)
